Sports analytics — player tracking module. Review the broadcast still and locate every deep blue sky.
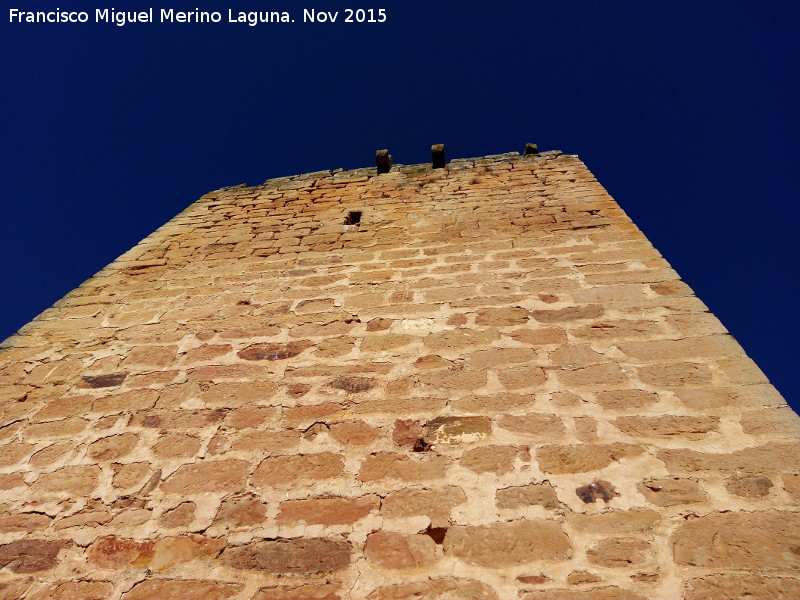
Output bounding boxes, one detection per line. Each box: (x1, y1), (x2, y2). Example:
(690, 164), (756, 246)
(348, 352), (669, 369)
(2, 2), (798, 407)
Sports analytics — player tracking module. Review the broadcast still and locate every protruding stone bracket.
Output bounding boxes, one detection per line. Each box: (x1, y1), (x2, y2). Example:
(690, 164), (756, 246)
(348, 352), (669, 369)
(524, 143), (539, 156)
(431, 144), (446, 169)
(376, 149), (392, 174)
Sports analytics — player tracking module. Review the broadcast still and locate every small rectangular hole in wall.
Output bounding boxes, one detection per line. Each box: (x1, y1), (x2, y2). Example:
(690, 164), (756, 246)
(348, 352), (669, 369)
(344, 211), (362, 225)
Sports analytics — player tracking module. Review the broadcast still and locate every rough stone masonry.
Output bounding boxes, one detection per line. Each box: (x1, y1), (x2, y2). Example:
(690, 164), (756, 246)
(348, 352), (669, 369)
(0, 148), (798, 599)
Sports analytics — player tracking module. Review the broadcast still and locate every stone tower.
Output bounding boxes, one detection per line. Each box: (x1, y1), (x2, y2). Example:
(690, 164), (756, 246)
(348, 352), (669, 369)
(0, 147), (798, 600)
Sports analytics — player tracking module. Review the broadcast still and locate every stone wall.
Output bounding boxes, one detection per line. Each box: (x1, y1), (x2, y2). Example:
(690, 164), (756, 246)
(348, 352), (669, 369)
(1, 150), (798, 599)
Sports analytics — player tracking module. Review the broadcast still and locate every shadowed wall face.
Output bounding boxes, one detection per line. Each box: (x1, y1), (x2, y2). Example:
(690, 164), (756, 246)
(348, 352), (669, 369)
(0, 151), (798, 599)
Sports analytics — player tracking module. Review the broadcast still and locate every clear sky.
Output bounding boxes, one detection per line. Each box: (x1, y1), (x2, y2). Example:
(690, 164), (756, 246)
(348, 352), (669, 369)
(2, 1), (798, 407)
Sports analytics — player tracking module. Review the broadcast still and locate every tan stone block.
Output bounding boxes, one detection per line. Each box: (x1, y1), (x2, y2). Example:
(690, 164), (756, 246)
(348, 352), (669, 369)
(423, 286), (476, 302)
(496, 364), (547, 389)
(252, 453), (344, 486)
(423, 328), (499, 352)
(571, 319), (663, 340)
(112, 462), (152, 489)
(181, 344), (233, 363)
(657, 442), (800, 473)
(549, 343), (608, 366)
(360, 334), (415, 353)
(783, 473), (800, 500)
(618, 336), (742, 362)
(587, 537), (651, 567)
(0, 539), (71, 574)
(741, 406), (800, 436)
(28, 581), (114, 600)
(443, 520), (570, 566)
(160, 459), (250, 494)
(87, 433), (139, 461)
(365, 532), (438, 569)
(567, 509), (661, 533)
(474, 307), (530, 326)
(122, 580), (243, 600)
(675, 384), (784, 410)
(637, 362), (712, 386)
(366, 577), (498, 600)
(725, 475), (774, 498)
(0, 577), (32, 600)
(520, 587), (646, 600)
(0, 513), (52, 534)
(214, 493), (267, 527)
(223, 406), (277, 429)
(496, 482), (560, 509)
(673, 510), (800, 569)
(199, 381), (277, 407)
(0, 442), (34, 467)
(159, 502), (196, 528)
(593, 389), (658, 411)
(92, 390), (159, 415)
(467, 347), (537, 369)
(329, 420), (380, 445)
(219, 538), (350, 574)
(461, 445), (518, 475)
(32, 395), (93, 422)
(32, 465), (101, 495)
(278, 495), (378, 525)
(507, 327), (568, 345)
(683, 574), (800, 600)
(416, 369), (487, 390)
(498, 414), (565, 439)
(252, 584), (342, 600)
(151, 433), (202, 459)
(613, 415), (719, 438)
(537, 444), (643, 474)
(451, 393), (536, 413)
(54, 510), (112, 529)
(530, 305), (604, 323)
(131, 408), (227, 429)
(381, 486), (467, 527)
(639, 478), (705, 506)
(557, 364), (626, 386)
(358, 452), (450, 482)
(121, 345), (178, 368)
(24, 417), (89, 440)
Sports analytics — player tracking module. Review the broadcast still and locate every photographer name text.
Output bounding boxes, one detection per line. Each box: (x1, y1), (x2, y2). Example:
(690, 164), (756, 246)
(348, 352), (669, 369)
(8, 7), (388, 27)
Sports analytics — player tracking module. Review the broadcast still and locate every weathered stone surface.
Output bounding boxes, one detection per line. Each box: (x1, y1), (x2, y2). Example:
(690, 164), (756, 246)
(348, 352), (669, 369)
(328, 376), (377, 393)
(278, 495), (378, 525)
(443, 520), (571, 566)
(112, 461), (152, 489)
(31, 465), (101, 495)
(28, 580), (114, 600)
(252, 453), (344, 486)
(366, 578), (499, 600)
(558, 364), (626, 386)
(358, 452), (450, 482)
(0, 513), (52, 533)
(329, 420), (380, 445)
(784, 473), (800, 500)
(160, 459), (250, 494)
(151, 433), (203, 458)
(364, 532), (438, 569)
(122, 580), (243, 600)
(673, 510), (800, 569)
(530, 305), (604, 323)
(214, 494), (267, 527)
(496, 482), (560, 509)
(566, 570), (602, 585)
(475, 307), (530, 326)
(638, 478), (705, 506)
(88, 535), (223, 570)
(496, 364), (547, 389)
(460, 445), (517, 475)
(237, 341), (310, 361)
(567, 510), (661, 533)
(683, 573), (800, 600)
(252, 584), (342, 600)
(725, 474), (774, 498)
(220, 538), (351, 574)
(422, 415), (492, 445)
(636, 362), (712, 386)
(520, 587), (646, 600)
(0, 540), (69, 573)
(587, 537), (651, 567)
(594, 389), (658, 410)
(159, 502), (197, 528)
(658, 442), (800, 473)
(537, 444), (643, 473)
(498, 413), (564, 438)
(612, 415), (719, 437)
(0, 577), (32, 600)
(381, 486), (467, 527)
(87, 433), (139, 460)
(741, 406), (800, 436)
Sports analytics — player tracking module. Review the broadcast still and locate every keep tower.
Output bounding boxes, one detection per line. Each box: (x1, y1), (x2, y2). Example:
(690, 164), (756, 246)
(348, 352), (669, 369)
(1, 147), (798, 599)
